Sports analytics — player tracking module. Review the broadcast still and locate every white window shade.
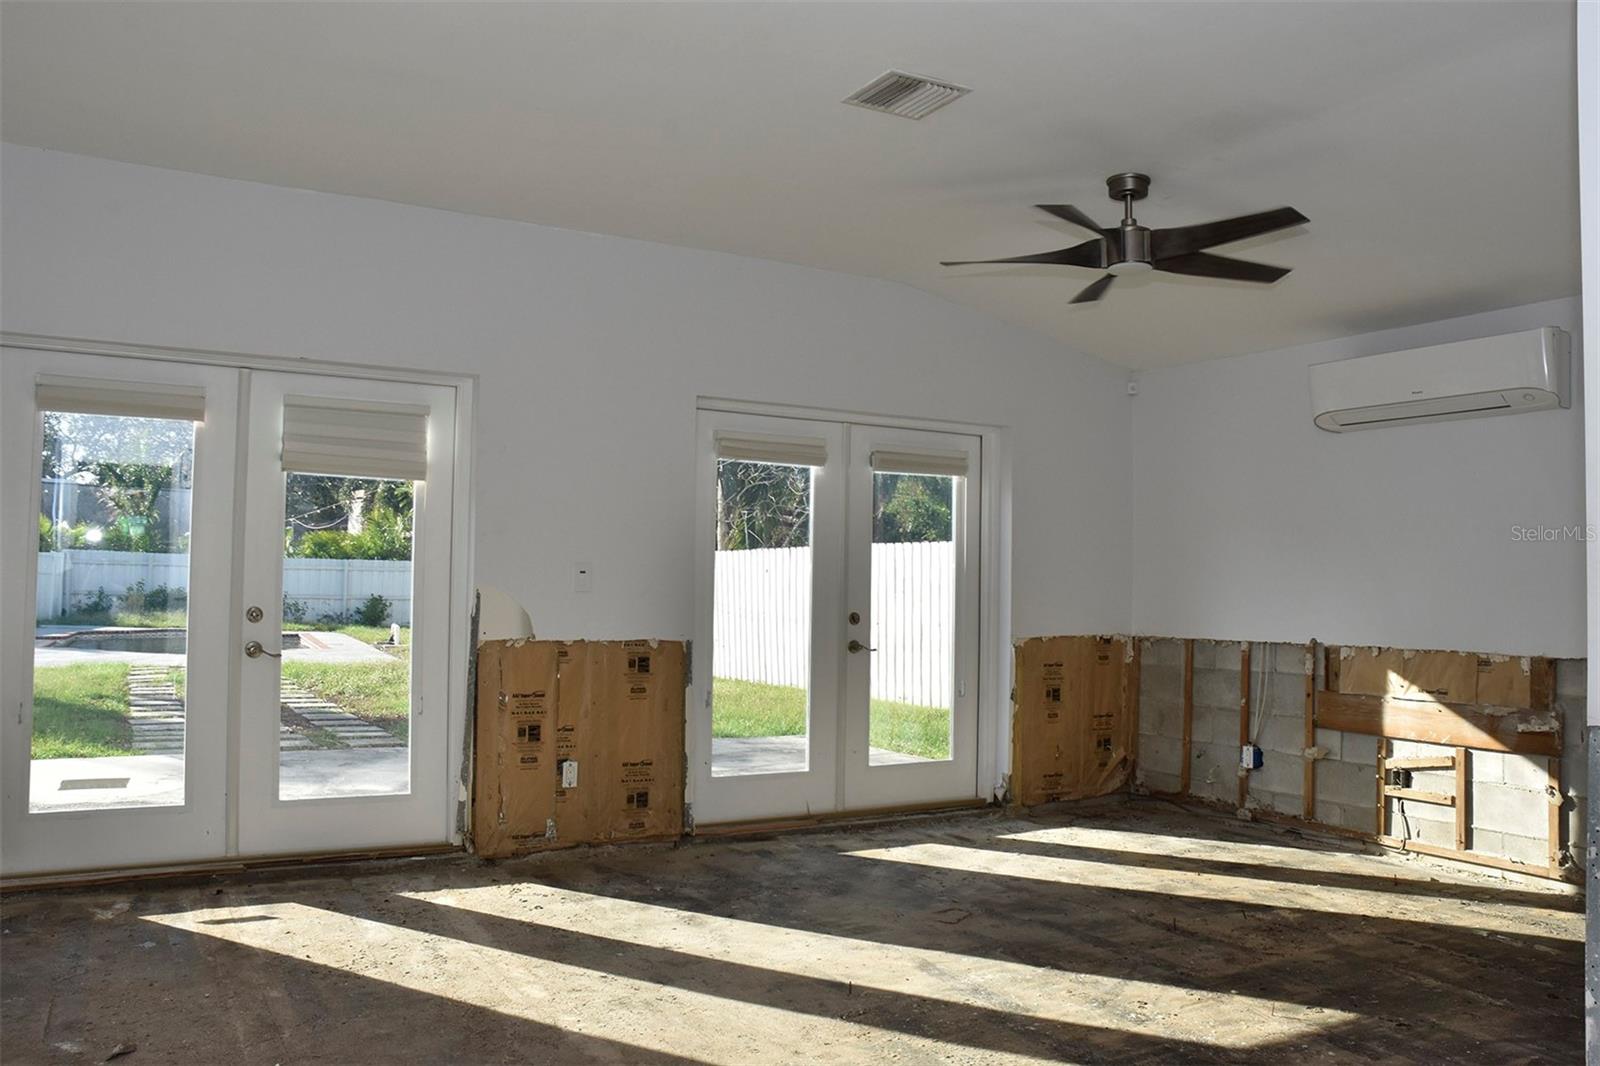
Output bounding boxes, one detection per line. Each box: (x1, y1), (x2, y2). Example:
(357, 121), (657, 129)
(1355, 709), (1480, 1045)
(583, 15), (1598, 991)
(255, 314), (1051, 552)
(714, 432), (827, 468)
(870, 449), (969, 478)
(37, 375), (206, 422)
(281, 396), (430, 481)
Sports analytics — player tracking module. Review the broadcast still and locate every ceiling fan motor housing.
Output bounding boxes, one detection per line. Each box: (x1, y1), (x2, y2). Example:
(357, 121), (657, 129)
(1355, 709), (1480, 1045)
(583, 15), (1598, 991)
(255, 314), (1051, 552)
(1112, 222), (1152, 272)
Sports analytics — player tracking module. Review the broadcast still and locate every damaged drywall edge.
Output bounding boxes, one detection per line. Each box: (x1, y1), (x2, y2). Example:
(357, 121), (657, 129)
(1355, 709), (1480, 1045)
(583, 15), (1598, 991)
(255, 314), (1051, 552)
(456, 588), (481, 842)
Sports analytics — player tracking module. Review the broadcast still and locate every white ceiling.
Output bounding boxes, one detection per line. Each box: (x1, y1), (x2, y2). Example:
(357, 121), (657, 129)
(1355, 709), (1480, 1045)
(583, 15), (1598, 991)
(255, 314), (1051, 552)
(0, 1), (1580, 369)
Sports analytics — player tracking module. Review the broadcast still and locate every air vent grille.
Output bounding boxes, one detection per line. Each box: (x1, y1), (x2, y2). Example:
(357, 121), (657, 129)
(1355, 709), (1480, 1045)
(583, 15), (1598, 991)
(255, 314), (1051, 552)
(843, 70), (970, 120)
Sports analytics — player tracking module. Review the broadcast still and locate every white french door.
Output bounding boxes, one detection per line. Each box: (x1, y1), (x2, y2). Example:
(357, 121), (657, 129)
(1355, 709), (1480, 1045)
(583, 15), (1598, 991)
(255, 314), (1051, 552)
(1, 350), (239, 875)
(1, 347), (463, 877)
(237, 372), (456, 856)
(841, 424), (980, 810)
(690, 409), (981, 825)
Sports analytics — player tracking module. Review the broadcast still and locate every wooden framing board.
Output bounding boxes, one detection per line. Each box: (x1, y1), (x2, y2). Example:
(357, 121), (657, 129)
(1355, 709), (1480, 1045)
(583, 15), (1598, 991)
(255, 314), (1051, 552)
(1376, 738), (1388, 838)
(1384, 786), (1455, 806)
(1179, 640), (1194, 795)
(1454, 747), (1469, 851)
(1386, 756), (1457, 771)
(1126, 639), (1142, 773)
(1314, 691), (1560, 756)
(1303, 641), (1316, 821)
(1237, 642), (1251, 810)
(1380, 834), (1566, 882)
(1530, 657), (1563, 869)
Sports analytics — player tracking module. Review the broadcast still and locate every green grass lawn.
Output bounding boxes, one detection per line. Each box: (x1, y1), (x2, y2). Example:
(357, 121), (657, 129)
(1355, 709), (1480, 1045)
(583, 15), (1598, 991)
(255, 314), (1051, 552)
(53, 608), (189, 629)
(282, 655), (411, 740)
(712, 677), (951, 760)
(31, 662), (133, 759)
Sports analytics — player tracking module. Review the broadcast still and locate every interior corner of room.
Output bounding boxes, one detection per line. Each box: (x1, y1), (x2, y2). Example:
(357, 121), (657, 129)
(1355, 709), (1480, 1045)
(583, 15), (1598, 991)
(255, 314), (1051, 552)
(0, 1), (1595, 1062)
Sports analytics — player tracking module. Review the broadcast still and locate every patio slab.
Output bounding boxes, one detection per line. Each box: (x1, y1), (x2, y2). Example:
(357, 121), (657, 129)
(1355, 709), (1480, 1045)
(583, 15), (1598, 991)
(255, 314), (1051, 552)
(27, 748), (411, 812)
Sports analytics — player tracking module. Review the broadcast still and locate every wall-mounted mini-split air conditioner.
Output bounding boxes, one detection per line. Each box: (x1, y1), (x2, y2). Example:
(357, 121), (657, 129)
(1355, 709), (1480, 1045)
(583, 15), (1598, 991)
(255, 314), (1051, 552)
(1309, 326), (1572, 432)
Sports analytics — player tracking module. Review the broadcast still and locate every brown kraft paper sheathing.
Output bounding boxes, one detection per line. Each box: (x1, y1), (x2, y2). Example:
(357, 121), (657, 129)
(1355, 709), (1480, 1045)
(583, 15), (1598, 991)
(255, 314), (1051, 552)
(1011, 636), (1134, 805)
(473, 638), (685, 858)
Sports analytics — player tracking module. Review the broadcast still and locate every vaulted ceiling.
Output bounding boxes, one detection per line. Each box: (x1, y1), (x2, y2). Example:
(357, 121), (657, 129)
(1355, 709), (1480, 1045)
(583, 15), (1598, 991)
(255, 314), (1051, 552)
(0, 1), (1580, 368)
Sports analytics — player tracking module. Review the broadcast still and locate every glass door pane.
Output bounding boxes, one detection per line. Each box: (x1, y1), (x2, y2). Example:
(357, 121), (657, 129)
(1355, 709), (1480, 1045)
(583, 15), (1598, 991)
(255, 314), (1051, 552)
(31, 411), (197, 811)
(710, 458), (814, 777)
(867, 471), (956, 766)
(276, 472), (414, 800)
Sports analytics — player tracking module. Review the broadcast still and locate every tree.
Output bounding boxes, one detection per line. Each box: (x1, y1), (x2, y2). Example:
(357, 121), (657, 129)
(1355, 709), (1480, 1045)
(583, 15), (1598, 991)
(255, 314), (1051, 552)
(716, 461), (811, 550)
(873, 474), (953, 544)
(89, 461), (177, 552)
(284, 474), (414, 545)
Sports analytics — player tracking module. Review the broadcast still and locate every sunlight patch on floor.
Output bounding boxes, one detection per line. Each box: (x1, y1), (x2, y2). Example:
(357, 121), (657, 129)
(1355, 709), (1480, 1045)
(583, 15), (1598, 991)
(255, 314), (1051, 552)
(409, 883), (1358, 1050)
(997, 824), (1575, 894)
(846, 842), (1583, 940)
(145, 902), (1059, 1065)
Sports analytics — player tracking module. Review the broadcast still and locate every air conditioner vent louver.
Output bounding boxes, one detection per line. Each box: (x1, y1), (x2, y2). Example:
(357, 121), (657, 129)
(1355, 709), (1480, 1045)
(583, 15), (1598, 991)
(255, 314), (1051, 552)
(843, 70), (970, 120)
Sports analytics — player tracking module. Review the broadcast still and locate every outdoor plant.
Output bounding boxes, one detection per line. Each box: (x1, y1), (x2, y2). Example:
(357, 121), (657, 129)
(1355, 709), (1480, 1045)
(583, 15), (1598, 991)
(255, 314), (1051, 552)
(355, 593), (391, 627)
(72, 586), (115, 616)
(120, 581), (186, 614)
(283, 595), (309, 623)
(285, 504), (412, 561)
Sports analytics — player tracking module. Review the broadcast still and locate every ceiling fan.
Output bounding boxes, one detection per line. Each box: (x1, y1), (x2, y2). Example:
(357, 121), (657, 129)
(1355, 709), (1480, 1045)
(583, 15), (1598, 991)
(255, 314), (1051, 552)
(941, 173), (1307, 304)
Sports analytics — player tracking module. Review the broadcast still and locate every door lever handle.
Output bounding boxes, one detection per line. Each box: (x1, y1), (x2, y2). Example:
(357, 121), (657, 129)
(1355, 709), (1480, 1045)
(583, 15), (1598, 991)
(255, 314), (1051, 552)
(847, 639), (876, 654)
(244, 640), (281, 659)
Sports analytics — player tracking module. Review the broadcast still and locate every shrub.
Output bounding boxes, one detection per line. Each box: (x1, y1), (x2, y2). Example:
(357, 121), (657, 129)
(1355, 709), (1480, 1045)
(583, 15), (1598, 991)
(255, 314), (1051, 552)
(120, 582), (186, 613)
(283, 595), (309, 624)
(355, 593), (391, 627)
(73, 587), (115, 616)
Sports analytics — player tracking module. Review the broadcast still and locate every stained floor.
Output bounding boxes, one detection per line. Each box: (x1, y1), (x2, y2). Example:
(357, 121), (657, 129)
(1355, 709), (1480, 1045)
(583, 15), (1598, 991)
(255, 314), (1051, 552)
(0, 801), (1583, 1064)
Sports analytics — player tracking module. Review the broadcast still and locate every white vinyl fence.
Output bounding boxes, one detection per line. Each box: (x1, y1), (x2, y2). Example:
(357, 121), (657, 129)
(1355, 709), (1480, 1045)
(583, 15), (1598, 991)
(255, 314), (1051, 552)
(713, 541), (955, 707)
(37, 550), (413, 625)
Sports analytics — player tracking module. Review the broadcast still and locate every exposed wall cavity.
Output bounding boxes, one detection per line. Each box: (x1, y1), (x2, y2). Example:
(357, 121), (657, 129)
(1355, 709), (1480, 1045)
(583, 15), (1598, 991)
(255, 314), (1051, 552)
(1134, 637), (1586, 879)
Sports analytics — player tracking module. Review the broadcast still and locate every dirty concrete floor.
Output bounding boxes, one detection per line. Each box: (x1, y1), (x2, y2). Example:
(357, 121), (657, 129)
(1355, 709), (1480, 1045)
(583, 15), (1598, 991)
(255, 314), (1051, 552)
(0, 800), (1582, 1064)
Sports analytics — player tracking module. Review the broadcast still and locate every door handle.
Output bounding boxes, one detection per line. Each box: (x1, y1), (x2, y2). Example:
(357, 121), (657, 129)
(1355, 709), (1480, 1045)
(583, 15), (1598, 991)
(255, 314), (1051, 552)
(244, 640), (281, 659)
(847, 639), (876, 654)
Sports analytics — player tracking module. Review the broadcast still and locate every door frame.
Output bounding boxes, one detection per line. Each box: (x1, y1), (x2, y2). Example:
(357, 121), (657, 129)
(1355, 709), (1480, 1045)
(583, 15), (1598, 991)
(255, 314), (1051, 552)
(1, 333), (476, 875)
(689, 396), (1012, 827)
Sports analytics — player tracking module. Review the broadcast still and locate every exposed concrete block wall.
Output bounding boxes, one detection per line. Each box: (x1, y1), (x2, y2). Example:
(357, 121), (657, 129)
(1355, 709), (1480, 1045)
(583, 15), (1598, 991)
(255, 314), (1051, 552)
(1134, 638), (1185, 794)
(1241, 645), (1311, 819)
(1132, 637), (1585, 877)
(1187, 641), (1244, 807)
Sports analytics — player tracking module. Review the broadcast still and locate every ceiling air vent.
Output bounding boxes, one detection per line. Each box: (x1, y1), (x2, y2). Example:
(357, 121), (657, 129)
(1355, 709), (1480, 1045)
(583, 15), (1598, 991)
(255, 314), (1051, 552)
(843, 70), (970, 120)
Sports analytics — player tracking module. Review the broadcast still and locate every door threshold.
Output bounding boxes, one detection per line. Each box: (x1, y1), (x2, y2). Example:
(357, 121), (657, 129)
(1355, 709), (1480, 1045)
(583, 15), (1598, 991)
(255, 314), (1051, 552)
(692, 797), (993, 839)
(1, 842), (462, 894)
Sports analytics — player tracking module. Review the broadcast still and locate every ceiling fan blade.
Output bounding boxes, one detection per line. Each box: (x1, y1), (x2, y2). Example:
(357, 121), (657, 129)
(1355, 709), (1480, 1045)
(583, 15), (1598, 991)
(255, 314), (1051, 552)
(1036, 204), (1110, 235)
(1069, 274), (1115, 304)
(941, 238), (1107, 269)
(1152, 206), (1308, 258)
(1152, 252), (1291, 284)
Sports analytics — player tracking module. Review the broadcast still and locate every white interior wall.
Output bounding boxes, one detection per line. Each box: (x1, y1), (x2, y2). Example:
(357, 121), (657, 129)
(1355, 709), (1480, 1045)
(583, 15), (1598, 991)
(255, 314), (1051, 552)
(0, 144), (1132, 642)
(1131, 297), (1586, 658)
